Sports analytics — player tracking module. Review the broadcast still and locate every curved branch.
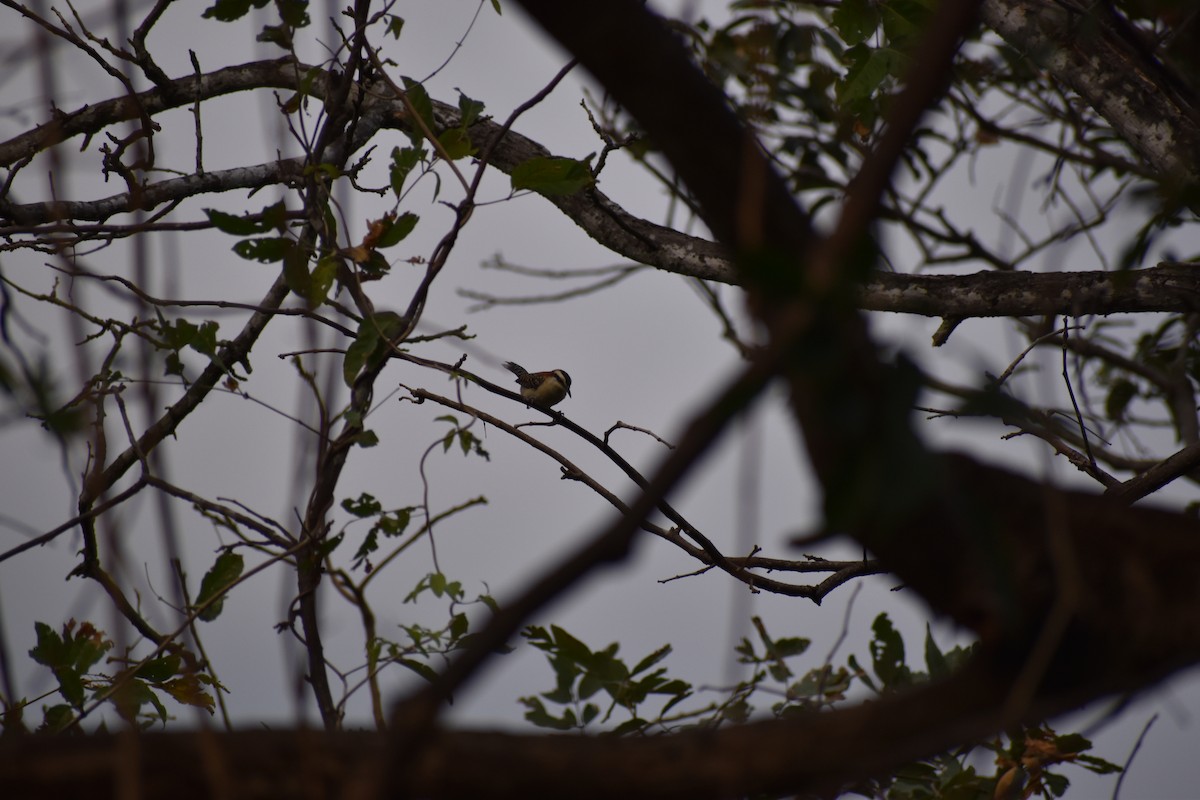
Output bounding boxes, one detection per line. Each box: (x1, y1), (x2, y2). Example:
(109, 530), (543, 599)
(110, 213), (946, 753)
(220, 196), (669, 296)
(407, 380), (880, 601)
(0, 56), (307, 168)
(862, 263), (1200, 318)
(4, 56), (1197, 321)
(1, 160), (306, 224)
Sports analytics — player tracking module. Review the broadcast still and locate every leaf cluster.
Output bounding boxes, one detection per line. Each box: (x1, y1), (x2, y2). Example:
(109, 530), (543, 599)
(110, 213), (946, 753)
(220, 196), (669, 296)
(520, 613), (1122, 798)
(9, 620), (217, 733)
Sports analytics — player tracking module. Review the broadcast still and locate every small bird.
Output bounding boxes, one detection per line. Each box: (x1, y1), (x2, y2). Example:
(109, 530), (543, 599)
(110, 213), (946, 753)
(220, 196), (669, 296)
(503, 361), (572, 408)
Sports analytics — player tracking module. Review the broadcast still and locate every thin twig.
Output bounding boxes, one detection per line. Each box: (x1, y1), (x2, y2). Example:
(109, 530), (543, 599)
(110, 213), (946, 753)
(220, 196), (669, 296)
(1113, 713), (1158, 800)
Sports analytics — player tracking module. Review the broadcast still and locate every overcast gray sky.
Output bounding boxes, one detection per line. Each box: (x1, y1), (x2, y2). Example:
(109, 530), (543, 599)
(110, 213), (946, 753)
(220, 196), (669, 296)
(1, 1), (1198, 796)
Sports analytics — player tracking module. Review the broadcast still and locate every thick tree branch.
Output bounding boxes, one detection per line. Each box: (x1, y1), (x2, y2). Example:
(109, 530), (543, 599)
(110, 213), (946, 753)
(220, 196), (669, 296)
(862, 263), (1200, 317)
(7, 621), (1200, 800)
(1, 160), (306, 224)
(3, 57), (1197, 321)
(0, 57), (308, 168)
(980, 0), (1200, 183)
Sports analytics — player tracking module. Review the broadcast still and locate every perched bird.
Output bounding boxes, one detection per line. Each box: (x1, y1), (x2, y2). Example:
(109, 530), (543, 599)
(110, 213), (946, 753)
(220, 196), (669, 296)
(503, 361), (572, 408)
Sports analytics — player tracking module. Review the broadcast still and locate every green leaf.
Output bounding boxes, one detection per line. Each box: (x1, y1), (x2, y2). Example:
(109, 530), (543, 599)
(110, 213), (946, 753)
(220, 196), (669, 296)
(317, 531), (343, 560)
(154, 311), (218, 359)
(386, 15), (404, 39)
(276, 0), (309, 27)
(397, 657), (439, 684)
(613, 716), (648, 735)
(771, 636), (811, 659)
(868, 614), (911, 689)
(524, 625), (550, 648)
(824, 667), (852, 698)
(353, 429), (379, 448)
(352, 505), (413, 563)
(511, 156), (595, 196)
(549, 625), (593, 665)
(1043, 771), (1069, 797)
(342, 327), (378, 386)
(282, 241), (311, 297)
(520, 696), (576, 730)
(630, 644), (671, 676)
(401, 77), (436, 145)
(342, 493), (382, 517)
(831, 0), (879, 46)
(881, 0), (934, 51)
(378, 508), (412, 536)
(342, 312), (406, 386)
(257, 24), (293, 49)
(657, 678), (691, 697)
(1052, 732), (1092, 754)
(261, 200), (289, 229)
(57, 666), (88, 712)
(576, 676), (609, 700)
(29, 621), (66, 669)
(205, 201), (287, 235)
(137, 653), (182, 683)
(307, 254), (338, 307)
(1105, 378), (1137, 421)
(321, 198), (338, 242)
(375, 212), (419, 248)
(430, 572), (447, 597)
(41, 704), (75, 733)
(449, 613), (469, 641)
(437, 127), (475, 160)
(111, 677), (159, 724)
(162, 674), (216, 713)
(490, 0), (501, 14)
(202, 0), (270, 23)
(30, 621), (112, 709)
(924, 624), (949, 680)
(232, 236), (293, 263)
(838, 45), (903, 106)
(358, 250), (391, 279)
(305, 161), (342, 182)
(1076, 753), (1123, 775)
(403, 575), (432, 604)
(196, 551), (244, 622)
(723, 697), (751, 724)
(164, 352), (185, 377)
(389, 146), (425, 197)
(457, 92), (485, 127)
(540, 680), (576, 706)
(157, 317), (219, 358)
(585, 649), (629, 684)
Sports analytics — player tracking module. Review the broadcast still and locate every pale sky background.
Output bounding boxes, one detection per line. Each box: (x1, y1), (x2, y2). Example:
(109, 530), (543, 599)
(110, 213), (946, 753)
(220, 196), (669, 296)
(1, 1), (1198, 796)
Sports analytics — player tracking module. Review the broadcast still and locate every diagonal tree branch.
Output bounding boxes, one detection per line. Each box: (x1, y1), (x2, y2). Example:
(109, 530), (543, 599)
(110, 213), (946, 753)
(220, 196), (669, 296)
(980, 0), (1200, 183)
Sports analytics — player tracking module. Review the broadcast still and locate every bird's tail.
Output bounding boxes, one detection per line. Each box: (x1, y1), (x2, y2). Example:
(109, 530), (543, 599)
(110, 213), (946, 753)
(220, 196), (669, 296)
(502, 361), (528, 378)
